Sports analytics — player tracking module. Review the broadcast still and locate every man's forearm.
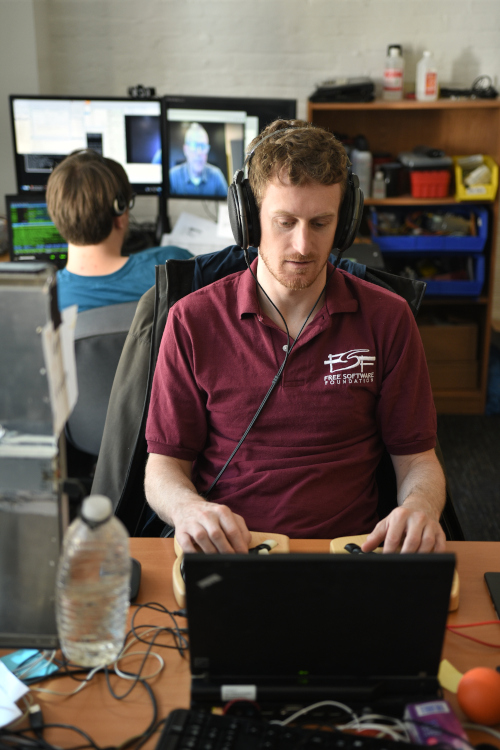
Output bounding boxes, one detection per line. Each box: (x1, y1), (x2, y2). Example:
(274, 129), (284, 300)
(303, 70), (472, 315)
(393, 449), (446, 520)
(144, 453), (252, 553)
(363, 448), (447, 553)
(144, 453), (203, 527)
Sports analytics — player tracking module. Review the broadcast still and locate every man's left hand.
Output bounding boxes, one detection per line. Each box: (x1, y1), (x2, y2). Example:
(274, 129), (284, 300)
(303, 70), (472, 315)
(361, 500), (446, 553)
(361, 448), (447, 554)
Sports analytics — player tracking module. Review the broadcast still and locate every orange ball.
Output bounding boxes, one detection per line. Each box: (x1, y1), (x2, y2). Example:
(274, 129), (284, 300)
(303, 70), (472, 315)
(457, 667), (500, 725)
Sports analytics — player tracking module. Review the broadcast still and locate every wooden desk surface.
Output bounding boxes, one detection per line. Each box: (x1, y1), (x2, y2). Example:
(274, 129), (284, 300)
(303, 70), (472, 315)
(7, 539), (500, 748)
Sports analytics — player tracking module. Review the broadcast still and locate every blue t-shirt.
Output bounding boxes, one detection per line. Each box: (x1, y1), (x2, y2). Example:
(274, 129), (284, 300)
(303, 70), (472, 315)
(57, 245), (192, 312)
(169, 162), (228, 197)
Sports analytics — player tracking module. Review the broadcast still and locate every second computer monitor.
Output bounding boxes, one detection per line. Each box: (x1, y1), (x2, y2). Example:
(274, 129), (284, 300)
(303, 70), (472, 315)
(10, 95), (164, 195)
(163, 95), (297, 201)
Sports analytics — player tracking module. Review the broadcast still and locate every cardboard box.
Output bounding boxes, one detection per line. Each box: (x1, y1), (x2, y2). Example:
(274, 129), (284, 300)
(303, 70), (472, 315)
(427, 360), (478, 389)
(418, 320), (478, 390)
(418, 321), (478, 361)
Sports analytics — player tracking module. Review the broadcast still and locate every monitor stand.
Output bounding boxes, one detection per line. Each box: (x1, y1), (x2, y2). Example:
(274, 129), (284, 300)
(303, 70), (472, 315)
(156, 195), (171, 243)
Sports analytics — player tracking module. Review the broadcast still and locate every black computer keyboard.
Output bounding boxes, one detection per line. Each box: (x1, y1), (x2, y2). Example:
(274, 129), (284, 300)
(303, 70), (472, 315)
(155, 709), (420, 750)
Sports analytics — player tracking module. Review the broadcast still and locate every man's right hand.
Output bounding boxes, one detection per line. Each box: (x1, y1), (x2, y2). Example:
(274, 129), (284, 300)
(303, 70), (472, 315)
(145, 453), (252, 554)
(172, 499), (252, 554)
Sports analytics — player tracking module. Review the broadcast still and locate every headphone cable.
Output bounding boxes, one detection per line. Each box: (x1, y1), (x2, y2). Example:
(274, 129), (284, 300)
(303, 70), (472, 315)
(204, 252), (339, 498)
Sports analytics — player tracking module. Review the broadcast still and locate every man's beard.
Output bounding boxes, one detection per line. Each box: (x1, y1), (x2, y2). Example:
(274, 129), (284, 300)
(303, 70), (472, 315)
(258, 249), (328, 291)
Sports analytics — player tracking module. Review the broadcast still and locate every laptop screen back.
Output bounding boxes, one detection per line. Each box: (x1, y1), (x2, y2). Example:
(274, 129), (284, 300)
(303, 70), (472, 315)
(184, 553), (455, 683)
(6, 195), (68, 269)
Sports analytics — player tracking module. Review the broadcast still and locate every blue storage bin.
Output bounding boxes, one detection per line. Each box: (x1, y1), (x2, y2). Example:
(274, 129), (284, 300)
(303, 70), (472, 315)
(423, 255), (485, 296)
(370, 207), (488, 253)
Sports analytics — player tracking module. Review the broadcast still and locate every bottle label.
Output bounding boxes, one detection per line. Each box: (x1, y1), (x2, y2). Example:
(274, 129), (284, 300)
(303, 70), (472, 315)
(425, 72), (437, 96)
(383, 69), (403, 92)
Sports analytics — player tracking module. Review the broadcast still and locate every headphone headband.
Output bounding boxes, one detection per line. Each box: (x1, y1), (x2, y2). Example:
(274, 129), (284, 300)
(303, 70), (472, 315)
(227, 124), (364, 254)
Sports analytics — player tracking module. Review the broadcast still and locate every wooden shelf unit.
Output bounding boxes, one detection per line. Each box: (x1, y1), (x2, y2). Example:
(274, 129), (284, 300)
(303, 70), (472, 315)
(308, 99), (500, 414)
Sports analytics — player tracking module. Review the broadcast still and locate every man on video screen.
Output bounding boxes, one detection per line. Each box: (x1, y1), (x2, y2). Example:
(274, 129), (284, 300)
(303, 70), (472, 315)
(169, 122), (228, 198)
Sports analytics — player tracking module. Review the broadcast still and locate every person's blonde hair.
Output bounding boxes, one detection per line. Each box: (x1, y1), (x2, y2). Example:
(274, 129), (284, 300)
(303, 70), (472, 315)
(247, 119), (348, 208)
(46, 150), (133, 245)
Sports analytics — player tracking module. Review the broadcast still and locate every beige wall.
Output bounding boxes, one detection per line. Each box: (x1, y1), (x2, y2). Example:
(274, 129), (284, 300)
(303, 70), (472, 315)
(0, 0), (39, 210)
(2, 0), (500, 318)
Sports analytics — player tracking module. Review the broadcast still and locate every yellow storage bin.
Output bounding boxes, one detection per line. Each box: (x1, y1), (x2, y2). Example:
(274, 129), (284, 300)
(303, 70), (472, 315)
(453, 155), (498, 201)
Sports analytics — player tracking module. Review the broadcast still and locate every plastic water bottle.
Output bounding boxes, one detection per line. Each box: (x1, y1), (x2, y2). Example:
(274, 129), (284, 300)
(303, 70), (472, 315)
(372, 170), (386, 200)
(56, 495), (131, 667)
(351, 136), (373, 198)
(416, 51), (438, 101)
(383, 45), (404, 101)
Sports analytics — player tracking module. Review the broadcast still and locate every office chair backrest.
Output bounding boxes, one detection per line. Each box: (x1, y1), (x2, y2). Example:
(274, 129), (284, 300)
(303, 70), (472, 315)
(91, 248), (463, 541)
(66, 301), (138, 457)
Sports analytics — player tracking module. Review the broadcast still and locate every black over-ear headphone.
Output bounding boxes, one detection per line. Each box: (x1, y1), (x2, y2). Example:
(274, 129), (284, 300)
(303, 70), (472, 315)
(227, 126), (364, 254)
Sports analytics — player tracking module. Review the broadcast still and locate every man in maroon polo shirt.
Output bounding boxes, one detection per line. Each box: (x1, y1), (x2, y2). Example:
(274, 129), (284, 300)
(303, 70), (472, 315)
(144, 119), (446, 555)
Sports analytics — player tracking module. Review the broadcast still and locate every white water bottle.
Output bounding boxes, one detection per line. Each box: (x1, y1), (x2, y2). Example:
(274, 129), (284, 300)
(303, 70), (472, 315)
(416, 51), (438, 101)
(383, 45), (404, 101)
(56, 495), (131, 667)
(351, 136), (373, 199)
(372, 170), (386, 200)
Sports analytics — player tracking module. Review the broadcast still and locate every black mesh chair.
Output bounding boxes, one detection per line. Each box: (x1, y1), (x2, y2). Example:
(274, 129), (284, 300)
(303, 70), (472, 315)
(92, 250), (464, 541)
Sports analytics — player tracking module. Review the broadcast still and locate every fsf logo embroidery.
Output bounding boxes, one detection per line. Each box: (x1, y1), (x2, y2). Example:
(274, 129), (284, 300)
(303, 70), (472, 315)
(324, 349), (376, 373)
(324, 349), (376, 385)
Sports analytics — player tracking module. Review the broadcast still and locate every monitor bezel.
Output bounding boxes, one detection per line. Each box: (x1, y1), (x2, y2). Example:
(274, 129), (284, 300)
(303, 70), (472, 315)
(9, 94), (165, 196)
(162, 94), (297, 202)
(5, 193), (69, 269)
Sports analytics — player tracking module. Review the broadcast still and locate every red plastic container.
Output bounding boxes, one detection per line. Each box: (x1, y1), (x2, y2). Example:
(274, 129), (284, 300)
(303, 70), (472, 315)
(410, 170), (451, 198)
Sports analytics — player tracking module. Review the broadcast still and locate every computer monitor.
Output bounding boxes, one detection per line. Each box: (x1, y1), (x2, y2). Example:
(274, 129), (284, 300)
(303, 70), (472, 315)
(6, 194), (68, 269)
(163, 95), (297, 201)
(9, 95), (164, 195)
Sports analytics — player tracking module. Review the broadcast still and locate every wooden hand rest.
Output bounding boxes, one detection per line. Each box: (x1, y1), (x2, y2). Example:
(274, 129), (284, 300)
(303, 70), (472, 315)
(172, 531), (290, 608)
(330, 534), (460, 612)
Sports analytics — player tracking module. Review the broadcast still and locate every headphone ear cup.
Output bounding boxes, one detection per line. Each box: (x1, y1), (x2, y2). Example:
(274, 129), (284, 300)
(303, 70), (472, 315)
(333, 172), (364, 253)
(228, 180), (245, 248)
(112, 194), (127, 216)
(228, 175), (261, 250)
(242, 179), (261, 248)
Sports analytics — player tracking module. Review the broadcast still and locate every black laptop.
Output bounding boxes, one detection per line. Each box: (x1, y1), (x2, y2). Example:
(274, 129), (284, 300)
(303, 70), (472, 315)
(6, 194), (68, 269)
(183, 553), (455, 718)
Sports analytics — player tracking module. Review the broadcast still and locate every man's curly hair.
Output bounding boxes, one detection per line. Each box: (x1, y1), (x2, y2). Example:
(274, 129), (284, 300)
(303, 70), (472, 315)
(247, 119), (348, 208)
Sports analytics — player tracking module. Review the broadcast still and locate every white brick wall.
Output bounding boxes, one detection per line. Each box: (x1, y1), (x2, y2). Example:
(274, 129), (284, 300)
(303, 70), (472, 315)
(33, 0), (500, 115)
(2, 0), (500, 319)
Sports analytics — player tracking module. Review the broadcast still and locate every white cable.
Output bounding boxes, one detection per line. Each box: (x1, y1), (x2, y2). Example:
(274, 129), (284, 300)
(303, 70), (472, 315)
(339, 723), (407, 741)
(271, 700), (359, 727)
(30, 663), (103, 697)
(462, 723), (500, 741)
(113, 650), (164, 680)
(340, 713), (411, 741)
(14, 650), (50, 679)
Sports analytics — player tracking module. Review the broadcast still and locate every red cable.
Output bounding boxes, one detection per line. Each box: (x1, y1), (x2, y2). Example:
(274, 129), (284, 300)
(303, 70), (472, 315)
(446, 619), (500, 648)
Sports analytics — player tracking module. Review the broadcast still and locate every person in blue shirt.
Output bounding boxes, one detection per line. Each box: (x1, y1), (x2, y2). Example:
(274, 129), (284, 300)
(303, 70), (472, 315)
(169, 123), (228, 198)
(45, 149), (192, 312)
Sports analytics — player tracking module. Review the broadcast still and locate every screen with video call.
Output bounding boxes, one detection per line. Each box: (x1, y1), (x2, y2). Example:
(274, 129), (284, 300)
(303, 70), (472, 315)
(163, 95), (297, 201)
(10, 96), (163, 195)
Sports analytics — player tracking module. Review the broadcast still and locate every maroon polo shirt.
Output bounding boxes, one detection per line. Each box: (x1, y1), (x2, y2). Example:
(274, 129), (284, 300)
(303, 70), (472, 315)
(146, 260), (436, 539)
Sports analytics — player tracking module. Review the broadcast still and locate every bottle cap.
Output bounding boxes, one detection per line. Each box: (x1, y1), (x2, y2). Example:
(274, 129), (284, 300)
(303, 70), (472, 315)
(81, 495), (113, 525)
(353, 134), (369, 151)
(387, 44), (402, 56)
(423, 50), (431, 57)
